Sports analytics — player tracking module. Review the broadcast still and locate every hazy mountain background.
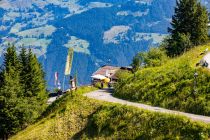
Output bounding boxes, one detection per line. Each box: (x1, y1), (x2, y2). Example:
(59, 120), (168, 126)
(0, 0), (209, 90)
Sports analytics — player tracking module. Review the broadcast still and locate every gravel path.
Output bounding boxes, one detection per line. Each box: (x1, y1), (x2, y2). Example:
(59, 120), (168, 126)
(84, 89), (210, 123)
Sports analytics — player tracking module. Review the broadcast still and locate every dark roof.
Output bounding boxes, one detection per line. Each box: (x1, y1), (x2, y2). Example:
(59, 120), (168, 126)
(120, 66), (133, 71)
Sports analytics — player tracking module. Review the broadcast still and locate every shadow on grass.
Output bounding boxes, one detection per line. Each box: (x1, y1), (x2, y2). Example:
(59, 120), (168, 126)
(71, 106), (114, 139)
(38, 92), (75, 121)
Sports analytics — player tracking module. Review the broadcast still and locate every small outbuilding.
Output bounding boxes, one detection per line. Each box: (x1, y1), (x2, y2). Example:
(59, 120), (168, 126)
(91, 65), (132, 86)
(91, 65), (120, 84)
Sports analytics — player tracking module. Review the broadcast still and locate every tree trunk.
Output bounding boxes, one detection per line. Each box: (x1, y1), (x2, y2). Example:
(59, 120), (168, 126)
(1, 134), (8, 140)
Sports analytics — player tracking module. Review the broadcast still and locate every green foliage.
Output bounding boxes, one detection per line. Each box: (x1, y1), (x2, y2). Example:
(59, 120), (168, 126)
(3, 45), (20, 72)
(138, 47), (167, 67)
(131, 55), (141, 74)
(114, 70), (133, 91)
(94, 82), (102, 89)
(25, 49), (47, 100)
(130, 47), (167, 76)
(115, 70), (132, 80)
(166, 0), (209, 56)
(0, 46), (23, 138)
(114, 44), (210, 116)
(169, 0), (197, 36)
(10, 87), (210, 140)
(19, 47), (28, 93)
(166, 33), (192, 56)
(0, 45), (47, 139)
(192, 3), (209, 45)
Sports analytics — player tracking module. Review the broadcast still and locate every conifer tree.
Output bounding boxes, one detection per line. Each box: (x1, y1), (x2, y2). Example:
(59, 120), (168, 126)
(25, 49), (47, 111)
(168, 0), (197, 36)
(192, 3), (209, 45)
(0, 46), (23, 139)
(19, 47), (47, 122)
(19, 47), (28, 93)
(0, 46), (47, 139)
(166, 0), (209, 56)
(3, 45), (20, 72)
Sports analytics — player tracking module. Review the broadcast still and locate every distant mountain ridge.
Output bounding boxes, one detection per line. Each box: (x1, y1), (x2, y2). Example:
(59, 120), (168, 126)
(0, 0), (209, 89)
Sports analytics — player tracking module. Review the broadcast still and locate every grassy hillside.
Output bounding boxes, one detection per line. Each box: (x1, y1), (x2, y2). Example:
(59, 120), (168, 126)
(114, 43), (210, 116)
(10, 87), (100, 140)
(10, 87), (210, 140)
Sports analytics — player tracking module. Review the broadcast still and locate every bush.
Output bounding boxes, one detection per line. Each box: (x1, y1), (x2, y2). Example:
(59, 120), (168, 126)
(131, 55), (141, 73)
(138, 47), (167, 67)
(166, 33), (192, 57)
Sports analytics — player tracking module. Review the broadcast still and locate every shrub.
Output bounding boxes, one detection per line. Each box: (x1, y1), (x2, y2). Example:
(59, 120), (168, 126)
(166, 33), (192, 57)
(138, 47), (167, 67)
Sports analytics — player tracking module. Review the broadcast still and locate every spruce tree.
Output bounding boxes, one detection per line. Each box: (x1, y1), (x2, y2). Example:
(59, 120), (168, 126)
(3, 45), (20, 72)
(0, 70), (21, 139)
(168, 0), (197, 36)
(25, 49), (47, 112)
(0, 46), (23, 139)
(192, 3), (209, 45)
(166, 0), (209, 56)
(19, 47), (28, 93)
(0, 46), (47, 139)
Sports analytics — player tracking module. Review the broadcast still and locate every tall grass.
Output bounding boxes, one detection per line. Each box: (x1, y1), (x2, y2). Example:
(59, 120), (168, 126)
(114, 43), (210, 115)
(10, 86), (210, 140)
